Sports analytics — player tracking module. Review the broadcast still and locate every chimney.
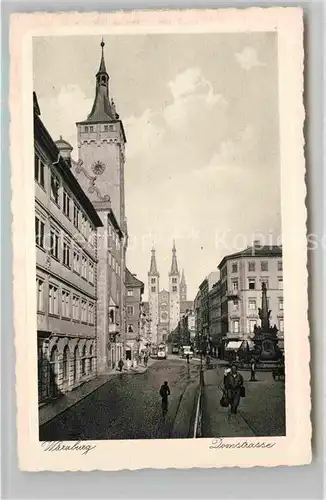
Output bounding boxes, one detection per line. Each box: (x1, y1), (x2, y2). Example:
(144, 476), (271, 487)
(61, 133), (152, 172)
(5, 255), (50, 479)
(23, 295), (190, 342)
(253, 239), (261, 248)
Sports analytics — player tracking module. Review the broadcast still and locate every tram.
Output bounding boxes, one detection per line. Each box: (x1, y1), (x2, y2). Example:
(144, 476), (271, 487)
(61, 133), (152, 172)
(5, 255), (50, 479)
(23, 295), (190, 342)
(157, 343), (168, 359)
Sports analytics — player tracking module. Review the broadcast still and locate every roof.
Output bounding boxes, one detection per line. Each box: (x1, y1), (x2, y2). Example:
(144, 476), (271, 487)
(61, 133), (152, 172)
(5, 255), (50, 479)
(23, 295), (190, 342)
(55, 136), (73, 150)
(169, 240), (179, 275)
(218, 245), (283, 269)
(125, 268), (144, 293)
(34, 95), (103, 228)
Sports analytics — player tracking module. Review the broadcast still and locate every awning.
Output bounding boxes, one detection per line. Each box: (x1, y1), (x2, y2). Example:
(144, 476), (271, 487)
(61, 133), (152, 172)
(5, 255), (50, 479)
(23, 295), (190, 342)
(225, 341), (242, 351)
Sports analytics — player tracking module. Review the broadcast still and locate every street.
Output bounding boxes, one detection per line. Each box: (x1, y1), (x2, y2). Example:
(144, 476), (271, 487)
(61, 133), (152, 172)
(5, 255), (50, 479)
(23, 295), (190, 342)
(203, 366), (286, 438)
(39, 357), (200, 441)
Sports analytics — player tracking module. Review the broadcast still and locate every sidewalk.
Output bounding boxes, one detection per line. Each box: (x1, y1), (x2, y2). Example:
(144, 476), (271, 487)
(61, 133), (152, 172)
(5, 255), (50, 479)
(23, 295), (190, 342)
(39, 358), (156, 427)
(202, 369), (255, 438)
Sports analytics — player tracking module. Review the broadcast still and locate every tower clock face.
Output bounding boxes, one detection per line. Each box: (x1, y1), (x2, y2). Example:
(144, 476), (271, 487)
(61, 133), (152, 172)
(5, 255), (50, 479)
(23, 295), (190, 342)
(92, 160), (106, 176)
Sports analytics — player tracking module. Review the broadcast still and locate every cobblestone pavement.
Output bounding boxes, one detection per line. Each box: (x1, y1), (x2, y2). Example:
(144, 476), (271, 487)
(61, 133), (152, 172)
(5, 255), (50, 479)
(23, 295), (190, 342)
(203, 366), (286, 438)
(39, 358), (200, 441)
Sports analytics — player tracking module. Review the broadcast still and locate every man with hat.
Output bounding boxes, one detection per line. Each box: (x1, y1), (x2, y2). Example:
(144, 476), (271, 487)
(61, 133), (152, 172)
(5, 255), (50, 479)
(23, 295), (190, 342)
(224, 362), (244, 414)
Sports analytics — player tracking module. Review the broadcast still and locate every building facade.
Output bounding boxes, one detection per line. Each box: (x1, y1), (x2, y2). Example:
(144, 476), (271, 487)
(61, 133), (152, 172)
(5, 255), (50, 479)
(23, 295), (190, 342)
(147, 242), (189, 345)
(34, 93), (103, 404)
(71, 40), (128, 372)
(208, 280), (223, 355)
(125, 269), (145, 360)
(218, 242), (284, 339)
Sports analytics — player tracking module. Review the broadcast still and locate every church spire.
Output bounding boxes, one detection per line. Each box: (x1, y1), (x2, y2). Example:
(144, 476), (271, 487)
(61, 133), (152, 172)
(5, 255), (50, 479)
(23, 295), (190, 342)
(180, 268), (186, 286)
(148, 246), (159, 276)
(86, 38), (115, 122)
(169, 240), (179, 276)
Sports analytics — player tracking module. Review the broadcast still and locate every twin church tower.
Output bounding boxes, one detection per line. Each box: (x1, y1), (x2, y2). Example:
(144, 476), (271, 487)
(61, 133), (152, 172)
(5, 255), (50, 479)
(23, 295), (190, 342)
(148, 242), (188, 345)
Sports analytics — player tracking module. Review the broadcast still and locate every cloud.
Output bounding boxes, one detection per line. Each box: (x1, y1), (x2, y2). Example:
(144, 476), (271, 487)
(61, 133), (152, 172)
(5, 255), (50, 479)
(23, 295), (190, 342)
(193, 125), (256, 180)
(38, 85), (93, 153)
(163, 67), (227, 132)
(235, 47), (265, 71)
(124, 109), (166, 160)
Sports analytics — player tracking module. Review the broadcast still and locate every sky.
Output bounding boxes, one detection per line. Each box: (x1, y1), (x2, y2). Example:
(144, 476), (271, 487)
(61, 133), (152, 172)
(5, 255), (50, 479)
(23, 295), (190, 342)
(33, 33), (281, 301)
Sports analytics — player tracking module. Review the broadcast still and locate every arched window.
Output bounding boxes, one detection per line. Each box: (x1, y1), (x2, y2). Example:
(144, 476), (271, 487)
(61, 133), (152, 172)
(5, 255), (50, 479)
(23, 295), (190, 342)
(73, 346), (80, 383)
(62, 345), (69, 380)
(128, 325), (134, 333)
(49, 346), (58, 397)
(109, 309), (115, 323)
(81, 345), (87, 376)
(89, 345), (94, 373)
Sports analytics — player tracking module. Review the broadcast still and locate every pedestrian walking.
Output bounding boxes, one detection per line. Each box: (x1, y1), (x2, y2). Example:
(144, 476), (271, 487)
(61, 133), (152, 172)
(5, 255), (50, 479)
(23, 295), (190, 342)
(224, 362), (244, 414)
(250, 358), (256, 381)
(186, 353), (190, 364)
(159, 381), (171, 419)
(118, 359), (124, 372)
(144, 353), (148, 367)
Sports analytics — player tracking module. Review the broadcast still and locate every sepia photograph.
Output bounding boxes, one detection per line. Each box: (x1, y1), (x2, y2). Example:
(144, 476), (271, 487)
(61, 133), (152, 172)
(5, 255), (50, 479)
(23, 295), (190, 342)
(11, 8), (310, 471)
(34, 32), (285, 442)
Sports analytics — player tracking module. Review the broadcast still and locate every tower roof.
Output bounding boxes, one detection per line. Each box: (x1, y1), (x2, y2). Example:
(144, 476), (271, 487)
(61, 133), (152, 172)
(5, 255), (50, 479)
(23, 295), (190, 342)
(148, 247), (159, 276)
(180, 268), (186, 286)
(169, 240), (179, 275)
(86, 39), (115, 122)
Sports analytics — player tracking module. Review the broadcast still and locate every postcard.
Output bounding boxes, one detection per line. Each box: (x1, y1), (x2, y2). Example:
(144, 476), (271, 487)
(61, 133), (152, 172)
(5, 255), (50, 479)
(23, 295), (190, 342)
(10, 8), (310, 471)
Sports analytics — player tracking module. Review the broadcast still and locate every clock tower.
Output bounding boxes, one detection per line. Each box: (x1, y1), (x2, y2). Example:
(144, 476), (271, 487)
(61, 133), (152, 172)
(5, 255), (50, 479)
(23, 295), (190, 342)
(72, 39), (127, 374)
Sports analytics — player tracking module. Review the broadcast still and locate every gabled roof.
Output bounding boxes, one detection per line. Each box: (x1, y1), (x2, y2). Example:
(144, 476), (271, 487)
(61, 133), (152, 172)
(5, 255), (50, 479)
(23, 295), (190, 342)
(125, 268), (144, 293)
(218, 245), (282, 269)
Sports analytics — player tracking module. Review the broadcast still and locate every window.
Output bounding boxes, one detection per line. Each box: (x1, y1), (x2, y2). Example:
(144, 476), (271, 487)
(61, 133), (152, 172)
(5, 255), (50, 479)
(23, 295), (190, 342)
(62, 345), (69, 380)
(81, 345), (87, 376)
(108, 225), (112, 237)
(278, 278), (283, 290)
(232, 262), (238, 273)
(35, 216), (45, 248)
(248, 278), (256, 290)
(81, 300), (88, 323)
(261, 261), (268, 272)
(50, 173), (60, 205)
(88, 303), (94, 325)
(36, 278), (44, 312)
(261, 278), (269, 289)
(278, 261), (283, 271)
(127, 306), (134, 316)
(233, 320), (239, 334)
(249, 299), (256, 310)
(61, 290), (71, 318)
(109, 309), (115, 323)
(73, 203), (79, 228)
(248, 261), (255, 272)
(90, 126), (94, 132)
(34, 154), (45, 187)
(73, 249), (80, 273)
(108, 253), (112, 266)
(233, 299), (239, 310)
(151, 286), (156, 293)
(127, 290), (133, 296)
(172, 286), (177, 292)
(89, 262), (94, 284)
(81, 214), (87, 237)
(89, 227), (95, 247)
(232, 280), (238, 292)
(63, 240), (71, 268)
(50, 227), (60, 259)
(151, 278), (156, 284)
(81, 255), (88, 279)
(63, 190), (71, 218)
(249, 320), (257, 333)
(49, 284), (59, 315)
(104, 125), (108, 132)
(72, 295), (80, 320)
(279, 298), (284, 311)
(84, 126), (88, 133)
(89, 345), (94, 373)
(128, 325), (134, 333)
(109, 125), (114, 131)
(172, 277), (177, 284)
(279, 319), (284, 332)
